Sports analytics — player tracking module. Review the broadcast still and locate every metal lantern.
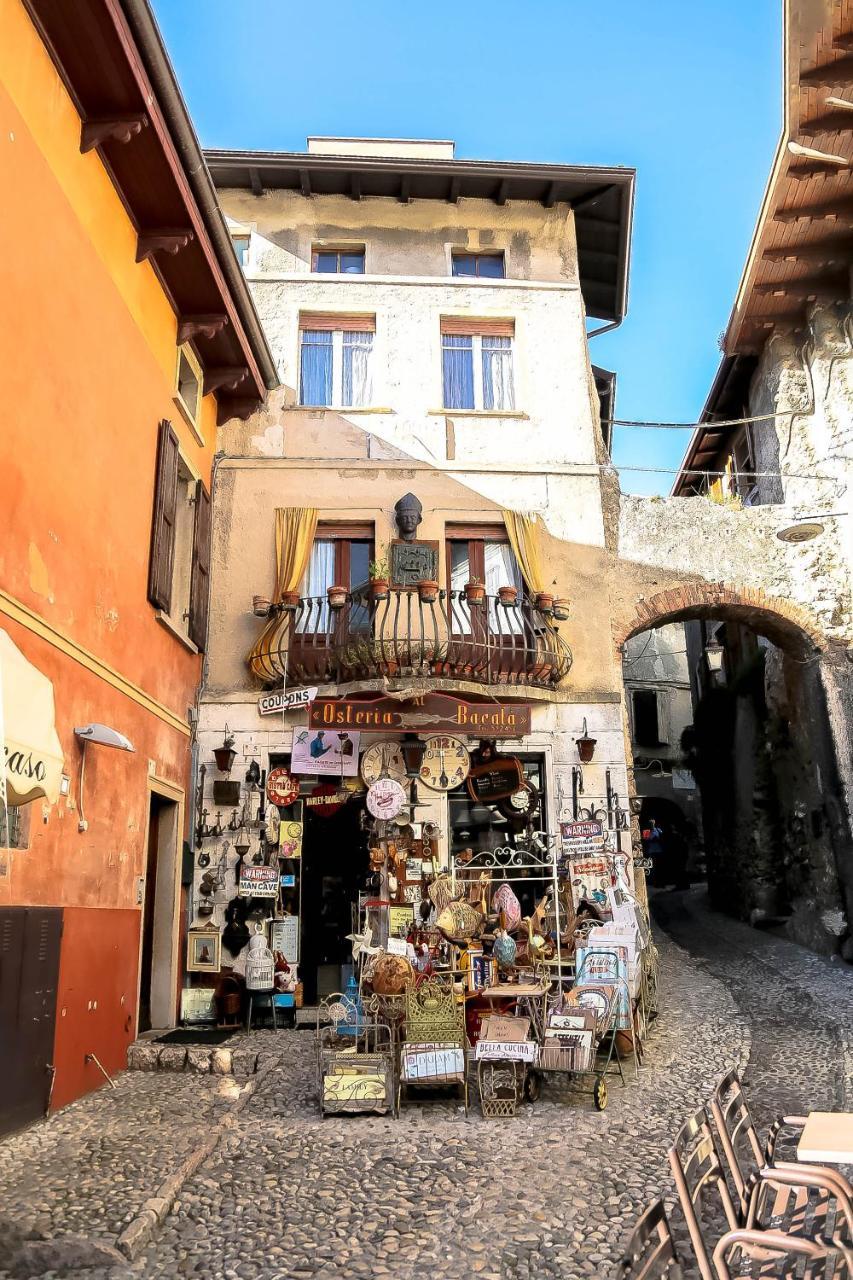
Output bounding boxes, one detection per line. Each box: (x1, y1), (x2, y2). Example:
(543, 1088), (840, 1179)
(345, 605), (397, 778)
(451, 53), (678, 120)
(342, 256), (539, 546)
(213, 727), (237, 774)
(244, 929), (275, 991)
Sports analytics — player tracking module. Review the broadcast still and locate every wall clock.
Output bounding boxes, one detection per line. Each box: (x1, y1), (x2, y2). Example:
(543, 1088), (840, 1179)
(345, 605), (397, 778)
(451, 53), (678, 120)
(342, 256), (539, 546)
(360, 739), (407, 786)
(419, 735), (470, 791)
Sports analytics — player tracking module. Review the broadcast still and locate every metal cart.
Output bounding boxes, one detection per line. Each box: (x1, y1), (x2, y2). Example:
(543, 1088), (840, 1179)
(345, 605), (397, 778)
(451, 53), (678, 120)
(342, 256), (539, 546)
(316, 991), (397, 1117)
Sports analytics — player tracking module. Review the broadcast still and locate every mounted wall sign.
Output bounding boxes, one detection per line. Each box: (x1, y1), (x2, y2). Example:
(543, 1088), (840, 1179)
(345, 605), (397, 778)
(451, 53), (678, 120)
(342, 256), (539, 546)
(238, 864), (280, 898)
(366, 777), (407, 820)
(305, 783), (348, 818)
(389, 539), (440, 588)
(310, 693), (532, 737)
(290, 729), (360, 776)
(266, 767), (300, 808)
(466, 755), (525, 804)
(258, 686), (318, 716)
(279, 820), (302, 858)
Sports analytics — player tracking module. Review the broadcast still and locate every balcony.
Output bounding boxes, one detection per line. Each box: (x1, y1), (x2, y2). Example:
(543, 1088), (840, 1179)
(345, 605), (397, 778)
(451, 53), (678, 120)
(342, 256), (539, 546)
(250, 586), (572, 690)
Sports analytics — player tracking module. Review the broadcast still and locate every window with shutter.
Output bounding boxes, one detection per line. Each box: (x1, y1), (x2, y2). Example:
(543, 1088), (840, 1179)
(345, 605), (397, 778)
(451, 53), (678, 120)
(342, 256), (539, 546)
(188, 481), (211, 651)
(148, 420), (180, 612)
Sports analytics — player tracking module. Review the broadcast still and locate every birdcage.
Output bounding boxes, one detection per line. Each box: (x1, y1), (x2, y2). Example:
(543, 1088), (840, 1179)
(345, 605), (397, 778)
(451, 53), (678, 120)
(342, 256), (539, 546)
(245, 930), (275, 990)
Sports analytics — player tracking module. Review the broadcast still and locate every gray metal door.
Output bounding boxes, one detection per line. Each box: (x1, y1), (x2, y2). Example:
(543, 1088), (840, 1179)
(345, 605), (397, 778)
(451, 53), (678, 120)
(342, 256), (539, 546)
(0, 907), (62, 1136)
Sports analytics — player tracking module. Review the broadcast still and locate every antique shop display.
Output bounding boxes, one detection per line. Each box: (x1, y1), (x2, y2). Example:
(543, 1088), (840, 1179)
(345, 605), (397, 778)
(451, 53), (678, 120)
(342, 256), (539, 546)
(360, 739), (408, 785)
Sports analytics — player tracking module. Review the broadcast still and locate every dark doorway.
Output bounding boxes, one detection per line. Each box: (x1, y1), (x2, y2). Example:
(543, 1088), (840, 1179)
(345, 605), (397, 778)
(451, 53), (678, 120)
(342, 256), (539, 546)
(0, 906), (62, 1136)
(300, 797), (368, 1005)
(138, 791), (179, 1032)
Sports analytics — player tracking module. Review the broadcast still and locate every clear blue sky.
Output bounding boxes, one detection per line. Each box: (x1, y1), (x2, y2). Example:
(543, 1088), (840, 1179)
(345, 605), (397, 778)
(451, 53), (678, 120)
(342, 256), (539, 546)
(152, 0), (780, 495)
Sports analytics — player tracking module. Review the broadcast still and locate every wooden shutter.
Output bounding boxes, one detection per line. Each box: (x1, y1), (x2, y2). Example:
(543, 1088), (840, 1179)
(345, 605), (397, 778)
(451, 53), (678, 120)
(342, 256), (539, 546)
(299, 312), (376, 332)
(440, 316), (514, 337)
(147, 419), (179, 612)
(188, 479), (211, 651)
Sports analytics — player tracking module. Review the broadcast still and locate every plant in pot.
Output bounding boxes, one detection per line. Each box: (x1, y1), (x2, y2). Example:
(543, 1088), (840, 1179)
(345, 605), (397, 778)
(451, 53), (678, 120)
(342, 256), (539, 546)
(464, 576), (485, 606)
(368, 556), (390, 601)
(534, 590), (554, 614)
(576, 717), (597, 763)
(327, 584), (348, 610)
(279, 589), (301, 610)
(552, 597), (570, 621)
(417, 578), (440, 604)
(497, 584), (519, 606)
(428, 643), (450, 676)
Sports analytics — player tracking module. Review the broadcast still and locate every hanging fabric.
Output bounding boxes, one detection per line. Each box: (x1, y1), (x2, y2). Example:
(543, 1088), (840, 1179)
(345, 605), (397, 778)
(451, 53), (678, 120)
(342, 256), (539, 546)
(248, 508), (319, 681)
(502, 510), (547, 597)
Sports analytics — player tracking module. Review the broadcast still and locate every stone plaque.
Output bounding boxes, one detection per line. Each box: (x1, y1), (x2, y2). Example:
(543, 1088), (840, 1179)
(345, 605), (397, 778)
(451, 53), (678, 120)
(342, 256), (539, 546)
(389, 540), (439, 588)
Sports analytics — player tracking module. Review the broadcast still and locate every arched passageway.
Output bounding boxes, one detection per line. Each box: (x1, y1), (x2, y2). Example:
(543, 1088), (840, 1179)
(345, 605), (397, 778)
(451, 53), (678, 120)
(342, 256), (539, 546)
(618, 584), (853, 959)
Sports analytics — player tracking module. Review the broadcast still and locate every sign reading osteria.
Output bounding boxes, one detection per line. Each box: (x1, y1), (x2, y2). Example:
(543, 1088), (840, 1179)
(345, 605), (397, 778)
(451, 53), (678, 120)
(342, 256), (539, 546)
(309, 694), (531, 737)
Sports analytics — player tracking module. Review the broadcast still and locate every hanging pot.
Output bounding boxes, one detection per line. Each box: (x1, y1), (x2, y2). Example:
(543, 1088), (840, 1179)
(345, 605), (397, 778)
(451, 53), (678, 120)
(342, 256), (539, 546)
(417, 580), (440, 604)
(279, 590), (301, 610)
(534, 591), (554, 613)
(327, 585), (348, 610)
(497, 585), (518, 606)
(552, 597), (570, 621)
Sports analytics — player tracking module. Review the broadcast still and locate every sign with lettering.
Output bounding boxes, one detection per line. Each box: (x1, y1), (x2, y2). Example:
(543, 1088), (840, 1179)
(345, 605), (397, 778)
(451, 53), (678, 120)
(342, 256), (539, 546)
(309, 694), (531, 737)
(270, 914), (299, 963)
(290, 729), (360, 777)
(266, 767), (300, 808)
(258, 687), (318, 716)
(389, 540), (440, 588)
(466, 755), (525, 803)
(238, 864), (279, 898)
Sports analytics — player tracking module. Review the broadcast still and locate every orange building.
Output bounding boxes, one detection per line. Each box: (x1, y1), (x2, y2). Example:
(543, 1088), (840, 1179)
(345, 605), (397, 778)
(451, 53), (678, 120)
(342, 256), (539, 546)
(0, 0), (277, 1131)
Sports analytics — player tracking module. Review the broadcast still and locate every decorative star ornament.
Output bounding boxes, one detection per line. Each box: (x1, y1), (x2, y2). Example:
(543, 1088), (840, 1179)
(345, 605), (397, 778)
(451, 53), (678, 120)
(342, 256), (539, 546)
(346, 925), (380, 962)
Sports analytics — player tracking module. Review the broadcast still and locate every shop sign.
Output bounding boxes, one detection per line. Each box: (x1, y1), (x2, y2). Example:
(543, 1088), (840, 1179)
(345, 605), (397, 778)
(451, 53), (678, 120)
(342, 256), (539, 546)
(559, 820), (606, 854)
(475, 1040), (537, 1063)
(258, 687), (318, 716)
(366, 777), (407, 820)
(309, 693), (531, 737)
(290, 729), (360, 776)
(466, 756), (525, 803)
(238, 864), (279, 897)
(266, 767), (300, 808)
(304, 783), (349, 817)
(271, 914), (299, 963)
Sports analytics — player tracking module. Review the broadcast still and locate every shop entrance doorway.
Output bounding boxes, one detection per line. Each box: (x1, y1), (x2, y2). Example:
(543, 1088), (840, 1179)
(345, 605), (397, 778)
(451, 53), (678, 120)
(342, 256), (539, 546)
(138, 788), (180, 1032)
(0, 906), (62, 1136)
(299, 796), (368, 1005)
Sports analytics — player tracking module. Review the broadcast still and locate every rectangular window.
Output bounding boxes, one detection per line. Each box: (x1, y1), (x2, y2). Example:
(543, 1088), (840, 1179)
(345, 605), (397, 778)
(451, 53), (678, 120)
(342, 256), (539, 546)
(451, 252), (505, 279)
(312, 247), (365, 274)
(298, 527), (373, 633)
(632, 689), (660, 747)
(147, 419), (211, 650)
(299, 314), (375, 408)
(174, 344), (203, 434)
(0, 801), (30, 850)
(231, 234), (250, 267)
(440, 318), (515, 411)
(447, 527), (523, 634)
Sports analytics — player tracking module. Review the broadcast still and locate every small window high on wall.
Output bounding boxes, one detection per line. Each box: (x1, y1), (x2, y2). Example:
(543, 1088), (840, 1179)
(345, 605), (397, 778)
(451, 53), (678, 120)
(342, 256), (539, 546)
(299, 313), (375, 408)
(441, 318), (515, 412)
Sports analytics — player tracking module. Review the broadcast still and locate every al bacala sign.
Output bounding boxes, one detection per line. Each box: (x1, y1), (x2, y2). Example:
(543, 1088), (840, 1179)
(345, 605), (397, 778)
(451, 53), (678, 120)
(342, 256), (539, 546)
(309, 694), (532, 737)
(258, 687), (318, 716)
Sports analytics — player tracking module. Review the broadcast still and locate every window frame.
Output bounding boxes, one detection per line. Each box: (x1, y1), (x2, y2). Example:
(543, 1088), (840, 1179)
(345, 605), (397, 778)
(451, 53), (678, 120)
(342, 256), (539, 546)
(147, 419), (210, 653)
(296, 524), (374, 636)
(173, 342), (204, 442)
(231, 233), (251, 268)
(440, 320), (515, 412)
(450, 251), (506, 279)
(311, 245), (366, 275)
(298, 316), (376, 409)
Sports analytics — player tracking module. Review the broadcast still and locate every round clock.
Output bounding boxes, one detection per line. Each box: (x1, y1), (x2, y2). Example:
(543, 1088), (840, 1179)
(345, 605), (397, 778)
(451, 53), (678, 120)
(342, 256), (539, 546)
(360, 739), (407, 787)
(366, 777), (408, 820)
(419, 735), (471, 791)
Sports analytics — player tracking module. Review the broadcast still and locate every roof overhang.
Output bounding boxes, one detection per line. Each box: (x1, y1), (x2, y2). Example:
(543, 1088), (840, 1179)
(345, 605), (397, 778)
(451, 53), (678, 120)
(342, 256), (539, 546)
(204, 149), (636, 324)
(23, 0), (279, 422)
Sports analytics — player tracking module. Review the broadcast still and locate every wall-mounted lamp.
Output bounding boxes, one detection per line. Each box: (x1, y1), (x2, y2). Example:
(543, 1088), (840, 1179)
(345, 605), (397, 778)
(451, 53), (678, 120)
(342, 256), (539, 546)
(73, 723), (135, 833)
(401, 734), (426, 777)
(704, 640), (725, 674)
(576, 718), (597, 764)
(213, 727), (237, 774)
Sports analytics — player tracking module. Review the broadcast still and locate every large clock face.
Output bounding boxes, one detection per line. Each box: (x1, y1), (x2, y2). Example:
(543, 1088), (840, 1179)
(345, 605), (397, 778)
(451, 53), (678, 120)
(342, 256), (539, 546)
(360, 740), (407, 787)
(419, 735), (471, 792)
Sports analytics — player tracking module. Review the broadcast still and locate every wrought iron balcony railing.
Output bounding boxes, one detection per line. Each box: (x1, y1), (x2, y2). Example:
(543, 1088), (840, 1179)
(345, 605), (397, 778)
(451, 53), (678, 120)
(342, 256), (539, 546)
(249, 586), (572, 689)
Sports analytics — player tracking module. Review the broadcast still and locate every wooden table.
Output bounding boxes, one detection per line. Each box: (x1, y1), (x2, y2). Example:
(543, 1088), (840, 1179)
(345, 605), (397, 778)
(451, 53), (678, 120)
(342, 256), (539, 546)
(797, 1111), (853, 1164)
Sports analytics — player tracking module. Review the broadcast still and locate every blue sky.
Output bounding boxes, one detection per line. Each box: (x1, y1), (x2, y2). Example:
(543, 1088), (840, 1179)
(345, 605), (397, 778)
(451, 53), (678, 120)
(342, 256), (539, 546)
(153, 0), (780, 495)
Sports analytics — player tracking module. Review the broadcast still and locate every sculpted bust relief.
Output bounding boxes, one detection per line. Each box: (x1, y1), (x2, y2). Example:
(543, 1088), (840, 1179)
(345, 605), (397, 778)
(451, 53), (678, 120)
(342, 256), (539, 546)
(394, 493), (423, 542)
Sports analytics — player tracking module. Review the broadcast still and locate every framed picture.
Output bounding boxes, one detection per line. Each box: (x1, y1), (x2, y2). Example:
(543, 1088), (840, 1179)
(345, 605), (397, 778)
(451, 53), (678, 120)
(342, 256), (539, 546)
(180, 988), (217, 1024)
(187, 928), (221, 973)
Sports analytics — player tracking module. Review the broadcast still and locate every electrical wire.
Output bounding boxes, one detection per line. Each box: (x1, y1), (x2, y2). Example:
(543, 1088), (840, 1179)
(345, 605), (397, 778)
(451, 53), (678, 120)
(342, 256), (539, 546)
(612, 411), (785, 430)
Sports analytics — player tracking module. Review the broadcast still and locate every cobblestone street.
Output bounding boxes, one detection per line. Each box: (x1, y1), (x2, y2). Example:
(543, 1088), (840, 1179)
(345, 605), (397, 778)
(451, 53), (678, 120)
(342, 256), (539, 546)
(1, 890), (851, 1280)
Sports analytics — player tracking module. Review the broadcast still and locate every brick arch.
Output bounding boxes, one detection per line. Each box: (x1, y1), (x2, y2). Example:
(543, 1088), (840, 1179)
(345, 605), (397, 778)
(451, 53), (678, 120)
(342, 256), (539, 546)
(614, 581), (826, 653)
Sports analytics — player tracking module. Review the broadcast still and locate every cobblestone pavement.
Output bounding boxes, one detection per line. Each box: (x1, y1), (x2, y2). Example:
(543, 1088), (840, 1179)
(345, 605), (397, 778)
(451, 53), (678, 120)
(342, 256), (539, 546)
(1, 891), (850, 1280)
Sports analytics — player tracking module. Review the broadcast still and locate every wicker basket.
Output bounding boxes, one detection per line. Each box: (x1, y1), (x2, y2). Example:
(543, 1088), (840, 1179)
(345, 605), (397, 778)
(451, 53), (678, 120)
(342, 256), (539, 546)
(480, 1094), (518, 1118)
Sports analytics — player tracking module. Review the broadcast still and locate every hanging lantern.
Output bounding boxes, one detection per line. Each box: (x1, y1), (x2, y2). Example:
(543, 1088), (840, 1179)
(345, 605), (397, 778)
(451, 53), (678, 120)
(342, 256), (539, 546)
(244, 928), (275, 990)
(576, 718), (597, 764)
(401, 734), (426, 777)
(213, 727), (237, 774)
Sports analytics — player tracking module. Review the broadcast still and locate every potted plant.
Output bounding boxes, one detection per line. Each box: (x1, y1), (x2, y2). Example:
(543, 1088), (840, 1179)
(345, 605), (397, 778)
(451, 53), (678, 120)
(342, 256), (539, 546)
(464, 577), (485, 606)
(534, 591), (554, 613)
(576, 718), (597, 763)
(252, 595), (271, 617)
(428, 643), (450, 676)
(497, 584), (518, 606)
(368, 556), (390, 601)
(279, 589), (301, 610)
(552, 597), (570, 621)
(417, 579), (440, 604)
(327, 584), (348, 610)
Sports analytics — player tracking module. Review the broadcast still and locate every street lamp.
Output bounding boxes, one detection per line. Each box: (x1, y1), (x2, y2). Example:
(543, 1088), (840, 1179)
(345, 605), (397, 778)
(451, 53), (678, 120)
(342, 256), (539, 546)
(704, 640), (725, 674)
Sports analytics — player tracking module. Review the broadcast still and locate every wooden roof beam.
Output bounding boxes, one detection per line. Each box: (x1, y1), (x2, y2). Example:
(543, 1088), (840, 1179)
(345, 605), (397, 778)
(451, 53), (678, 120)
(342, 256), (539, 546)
(774, 204), (853, 223)
(80, 113), (147, 153)
(763, 240), (852, 263)
(799, 97), (853, 135)
(833, 30), (853, 51)
(249, 167), (264, 196)
(753, 281), (842, 299)
(398, 175), (411, 204)
(299, 168), (312, 197)
(447, 177), (461, 204)
(178, 314), (229, 344)
(495, 179), (510, 206)
(204, 366), (249, 393)
(800, 52), (853, 85)
(350, 172), (362, 201)
(136, 229), (194, 263)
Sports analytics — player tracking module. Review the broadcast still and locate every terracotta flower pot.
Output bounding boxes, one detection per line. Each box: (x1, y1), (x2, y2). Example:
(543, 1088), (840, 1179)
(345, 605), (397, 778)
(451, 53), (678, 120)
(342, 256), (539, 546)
(279, 589), (301, 610)
(497, 585), (518, 606)
(534, 592), (554, 613)
(464, 582), (485, 605)
(552, 597), (570, 621)
(370, 578), (389, 601)
(327, 585), (347, 610)
(417, 579), (439, 604)
(252, 595), (271, 617)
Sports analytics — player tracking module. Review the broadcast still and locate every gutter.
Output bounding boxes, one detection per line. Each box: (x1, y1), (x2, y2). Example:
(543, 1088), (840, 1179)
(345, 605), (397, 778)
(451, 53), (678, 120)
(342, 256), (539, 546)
(119, 0), (279, 392)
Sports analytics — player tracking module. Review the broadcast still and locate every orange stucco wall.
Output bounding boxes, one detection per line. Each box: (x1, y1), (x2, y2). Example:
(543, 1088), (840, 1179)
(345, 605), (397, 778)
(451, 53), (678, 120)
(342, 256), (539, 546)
(0, 0), (219, 1104)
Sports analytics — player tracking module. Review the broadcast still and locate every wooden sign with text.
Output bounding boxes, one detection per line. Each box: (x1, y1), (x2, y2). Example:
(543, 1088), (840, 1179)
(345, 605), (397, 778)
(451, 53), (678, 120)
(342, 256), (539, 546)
(309, 694), (531, 737)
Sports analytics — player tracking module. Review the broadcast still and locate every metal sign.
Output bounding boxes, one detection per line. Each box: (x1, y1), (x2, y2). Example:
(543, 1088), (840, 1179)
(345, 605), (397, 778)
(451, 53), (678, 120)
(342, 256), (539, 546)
(266, 767), (300, 808)
(310, 693), (532, 737)
(238, 864), (279, 898)
(258, 687), (318, 716)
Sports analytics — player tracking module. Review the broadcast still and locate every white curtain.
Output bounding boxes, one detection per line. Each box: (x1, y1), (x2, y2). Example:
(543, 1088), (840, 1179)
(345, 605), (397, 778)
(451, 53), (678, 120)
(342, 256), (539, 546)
(342, 331), (373, 407)
(482, 336), (515, 411)
(485, 541), (523, 633)
(298, 539), (336, 632)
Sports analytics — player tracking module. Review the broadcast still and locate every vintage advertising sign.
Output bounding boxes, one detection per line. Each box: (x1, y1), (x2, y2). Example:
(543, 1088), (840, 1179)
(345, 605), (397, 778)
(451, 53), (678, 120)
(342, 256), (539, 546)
(279, 820), (302, 859)
(266, 767), (300, 808)
(564, 857), (613, 915)
(304, 783), (349, 817)
(258, 686), (318, 716)
(290, 729), (360, 777)
(560, 820), (606, 854)
(270, 914), (299, 963)
(310, 693), (531, 737)
(238, 864), (279, 898)
(466, 755), (525, 803)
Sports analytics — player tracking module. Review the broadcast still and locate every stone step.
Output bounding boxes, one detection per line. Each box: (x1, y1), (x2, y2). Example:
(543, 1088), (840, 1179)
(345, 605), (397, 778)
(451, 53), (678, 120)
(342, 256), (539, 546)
(127, 1041), (260, 1076)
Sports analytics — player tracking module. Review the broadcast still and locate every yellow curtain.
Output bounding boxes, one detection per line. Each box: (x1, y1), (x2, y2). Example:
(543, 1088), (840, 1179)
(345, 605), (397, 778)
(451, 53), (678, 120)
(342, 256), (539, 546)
(502, 510), (547, 596)
(274, 507), (318, 599)
(247, 507), (318, 681)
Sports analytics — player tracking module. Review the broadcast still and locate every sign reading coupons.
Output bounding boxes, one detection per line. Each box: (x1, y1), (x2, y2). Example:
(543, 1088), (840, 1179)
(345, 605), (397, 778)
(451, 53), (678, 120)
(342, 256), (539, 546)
(258, 687), (318, 716)
(238, 864), (279, 898)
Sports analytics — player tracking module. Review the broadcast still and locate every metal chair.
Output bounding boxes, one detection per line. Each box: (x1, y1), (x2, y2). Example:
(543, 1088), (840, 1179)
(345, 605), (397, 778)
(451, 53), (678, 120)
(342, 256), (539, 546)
(399, 976), (468, 1114)
(616, 1199), (685, 1279)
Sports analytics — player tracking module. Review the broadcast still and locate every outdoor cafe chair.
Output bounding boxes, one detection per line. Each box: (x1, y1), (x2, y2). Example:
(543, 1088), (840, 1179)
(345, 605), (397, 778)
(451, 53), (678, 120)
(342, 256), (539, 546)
(616, 1198), (685, 1279)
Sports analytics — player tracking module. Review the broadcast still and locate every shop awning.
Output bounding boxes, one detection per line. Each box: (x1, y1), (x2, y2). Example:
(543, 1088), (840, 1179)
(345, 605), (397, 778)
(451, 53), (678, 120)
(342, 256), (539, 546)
(0, 630), (64, 806)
